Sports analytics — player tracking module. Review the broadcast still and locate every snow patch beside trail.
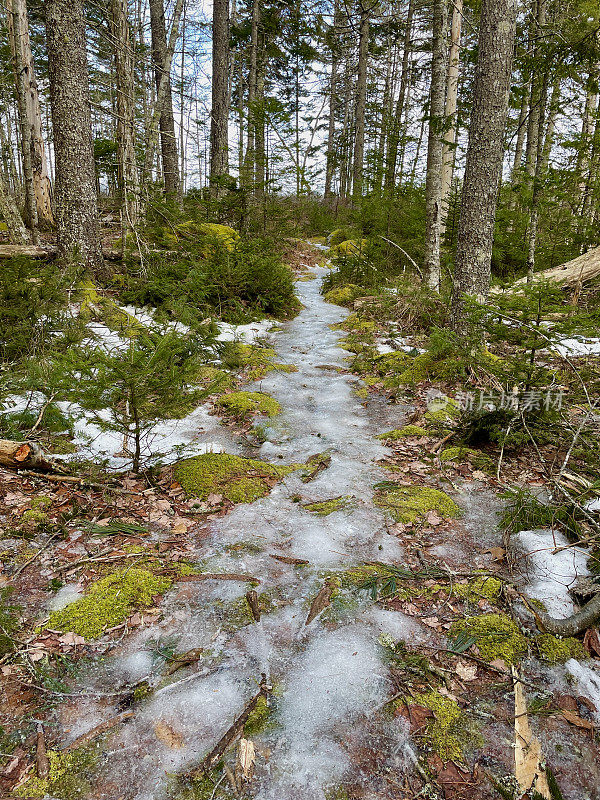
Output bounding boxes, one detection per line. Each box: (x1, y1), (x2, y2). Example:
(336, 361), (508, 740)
(565, 659), (600, 722)
(554, 337), (600, 357)
(47, 584), (83, 611)
(511, 528), (589, 618)
(216, 319), (273, 343)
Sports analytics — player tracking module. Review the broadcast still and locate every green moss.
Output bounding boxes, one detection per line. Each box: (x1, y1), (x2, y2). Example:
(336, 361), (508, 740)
(174, 453), (295, 503)
(21, 509), (48, 524)
(453, 576), (503, 603)
(328, 228), (356, 247)
(439, 446), (493, 471)
(215, 391), (281, 419)
(14, 745), (97, 798)
(331, 238), (368, 258)
(78, 279), (145, 338)
(324, 787), (350, 800)
(536, 634), (587, 664)
(323, 284), (363, 307)
(46, 569), (172, 640)
(243, 693), (271, 735)
(224, 343), (297, 380)
(175, 221), (240, 251)
(377, 425), (428, 440)
(303, 496), (355, 516)
(219, 591), (277, 632)
(408, 690), (480, 763)
(168, 767), (230, 800)
(374, 484), (461, 524)
(308, 235), (327, 245)
(450, 613), (528, 664)
(340, 313), (377, 335)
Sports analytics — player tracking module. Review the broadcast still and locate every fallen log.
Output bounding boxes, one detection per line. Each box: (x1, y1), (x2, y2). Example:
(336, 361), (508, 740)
(0, 244), (55, 258)
(502, 245), (600, 290)
(0, 439), (58, 472)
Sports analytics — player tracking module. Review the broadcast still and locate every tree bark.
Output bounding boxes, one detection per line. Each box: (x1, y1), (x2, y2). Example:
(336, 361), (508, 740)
(7, 0), (53, 230)
(0, 439), (56, 471)
(209, 0), (230, 194)
(241, 0), (259, 194)
(440, 0), (462, 237)
(423, 0), (449, 290)
(110, 0), (140, 228)
(149, 0), (180, 195)
(351, 7), (370, 199)
(450, 0), (517, 330)
(46, 0), (103, 271)
(324, 0), (341, 199)
(0, 172), (29, 244)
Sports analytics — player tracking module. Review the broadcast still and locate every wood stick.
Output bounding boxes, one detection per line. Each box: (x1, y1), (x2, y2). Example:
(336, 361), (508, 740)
(61, 711), (135, 751)
(35, 723), (49, 779)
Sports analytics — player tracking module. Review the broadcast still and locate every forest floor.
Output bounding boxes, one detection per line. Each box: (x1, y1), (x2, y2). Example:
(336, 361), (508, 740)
(1, 243), (599, 800)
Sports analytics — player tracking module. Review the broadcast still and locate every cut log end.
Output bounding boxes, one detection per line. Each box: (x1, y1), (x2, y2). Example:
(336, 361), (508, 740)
(0, 439), (58, 472)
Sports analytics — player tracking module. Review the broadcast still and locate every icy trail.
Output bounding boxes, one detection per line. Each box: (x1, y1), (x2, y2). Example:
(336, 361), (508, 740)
(62, 264), (421, 799)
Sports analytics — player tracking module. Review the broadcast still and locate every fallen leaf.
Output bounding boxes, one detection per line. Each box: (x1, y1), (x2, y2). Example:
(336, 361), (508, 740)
(485, 546), (506, 562)
(171, 520), (188, 535)
(455, 661), (477, 682)
(513, 668), (551, 799)
(206, 493), (223, 505)
(583, 627), (600, 658)
(577, 695), (597, 713)
(421, 616), (441, 629)
(58, 632), (85, 646)
(560, 709), (595, 731)
(424, 510), (442, 526)
(154, 720), (184, 748)
(472, 470), (487, 480)
(14, 444), (31, 462)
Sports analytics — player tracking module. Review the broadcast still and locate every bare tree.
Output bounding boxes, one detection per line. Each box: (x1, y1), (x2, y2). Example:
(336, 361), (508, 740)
(351, 3), (370, 199)
(209, 0), (230, 194)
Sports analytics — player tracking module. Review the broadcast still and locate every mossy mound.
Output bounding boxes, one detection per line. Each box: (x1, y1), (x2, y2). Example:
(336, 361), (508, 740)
(46, 568), (171, 640)
(308, 235), (328, 245)
(78, 280), (145, 338)
(535, 633), (587, 664)
(440, 446), (494, 471)
(224, 343), (297, 381)
(215, 391), (281, 419)
(328, 228), (357, 247)
(394, 351), (468, 386)
(14, 744), (98, 798)
(243, 693), (272, 735)
(450, 613), (527, 664)
(331, 239), (368, 258)
(174, 221), (239, 251)
(453, 576), (503, 603)
(377, 425), (428, 440)
(303, 495), (355, 516)
(175, 453), (295, 503)
(323, 284), (363, 307)
(339, 313), (377, 336)
(374, 484), (461, 524)
(407, 690), (481, 763)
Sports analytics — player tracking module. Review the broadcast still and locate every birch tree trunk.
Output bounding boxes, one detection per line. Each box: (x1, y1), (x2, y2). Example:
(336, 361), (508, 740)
(46, 0), (103, 271)
(423, 0), (449, 290)
(450, 0), (517, 330)
(351, 7), (370, 199)
(7, 0), (53, 230)
(110, 0), (139, 228)
(209, 0), (230, 194)
(149, 0), (180, 195)
(440, 0), (462, 237)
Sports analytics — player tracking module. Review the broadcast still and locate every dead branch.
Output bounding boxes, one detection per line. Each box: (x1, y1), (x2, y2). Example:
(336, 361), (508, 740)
(35, 724), (49, 779)
(61, 711), (135, 751)
(0, 439), (60, 472)
(245, 590), (261, 622)
(306, 578), (336, 625)
(188, 675), (271, 778)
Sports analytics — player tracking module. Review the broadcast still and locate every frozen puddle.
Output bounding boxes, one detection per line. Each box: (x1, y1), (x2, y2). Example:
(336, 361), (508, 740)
(57, 267), (414, 799)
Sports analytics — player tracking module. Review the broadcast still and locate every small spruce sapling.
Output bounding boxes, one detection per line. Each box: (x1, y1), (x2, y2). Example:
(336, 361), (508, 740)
(59, 328), (216, 471)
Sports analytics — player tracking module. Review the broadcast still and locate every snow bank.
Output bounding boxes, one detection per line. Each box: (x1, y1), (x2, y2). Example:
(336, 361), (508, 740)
(511, 528), (589, 618)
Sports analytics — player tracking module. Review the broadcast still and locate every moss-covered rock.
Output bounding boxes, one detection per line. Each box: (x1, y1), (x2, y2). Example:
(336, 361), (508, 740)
(14, 745), (98, 798)
(377, 425), (428, 440)
(46, 569), (172, 640)
(78, 279), (145, 338)
(323, 284), (363, 307)
(535, 633), (587, 664)
(224, 343), (297, 381)
(374, 484), (461, 524)
(175, 221), (239, 251)
(303, 495), (355, 516)
(450, 613), (527, 664)
(330, 239), (368, 258)
(174, 453), (295, 503)
(453, 576), (503, 603)
(328, 228), (356, 247)
(215, 391), (281, 419)
(407, 690), (481, 763)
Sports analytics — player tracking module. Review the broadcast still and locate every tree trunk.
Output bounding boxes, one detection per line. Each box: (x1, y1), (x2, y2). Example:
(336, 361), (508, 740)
(7, 0), (53, 230)
(423, 0), (449, 290)
(241, 0), (259, 194)
(46, 0), (103, 271)
(0, 171), (29, 244)
(209, 0), (230, 194)
(149, 0), (180, 195)
(440, 0), (462, 237)
(351, 8), (370, 200)
(110, 0), (140, 228)
(450, 0), (517, 330)
(0, 439), (57, 471)
(324, 0), (341, 199)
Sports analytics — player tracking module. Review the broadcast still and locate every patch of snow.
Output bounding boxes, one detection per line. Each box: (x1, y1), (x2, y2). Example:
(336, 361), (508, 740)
(82, 321), (129, 352)
(216, 319), (273, 343)
(47, 584), (83, 611)
(511, 529), (590, 618)
(554, 337), (600, 357)
(565, 659), (600, 721)
(585, 497), (600, 512)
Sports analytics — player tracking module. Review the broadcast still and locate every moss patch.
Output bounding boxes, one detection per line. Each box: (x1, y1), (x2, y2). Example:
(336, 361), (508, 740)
(224, 343), (297, 381)
(408, 690), (480, 763)
(243, 693), (271, 735)
(452, 576), (503, 603)
(14, 745), (99, 798)
(175, 453), (295, 503)
(440, 446), (493, 471)
(536, 634), (587, 664)
(450, 613), (527, 664)
(215, 391), (281, 419)
(374, 484), (461, 524)
(323, 284), (363, 307)
(303, 495), (356, 516)
(46, 569), (171, 640)
(174, 221), (240, 251)
(377, 425), (428, 440)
